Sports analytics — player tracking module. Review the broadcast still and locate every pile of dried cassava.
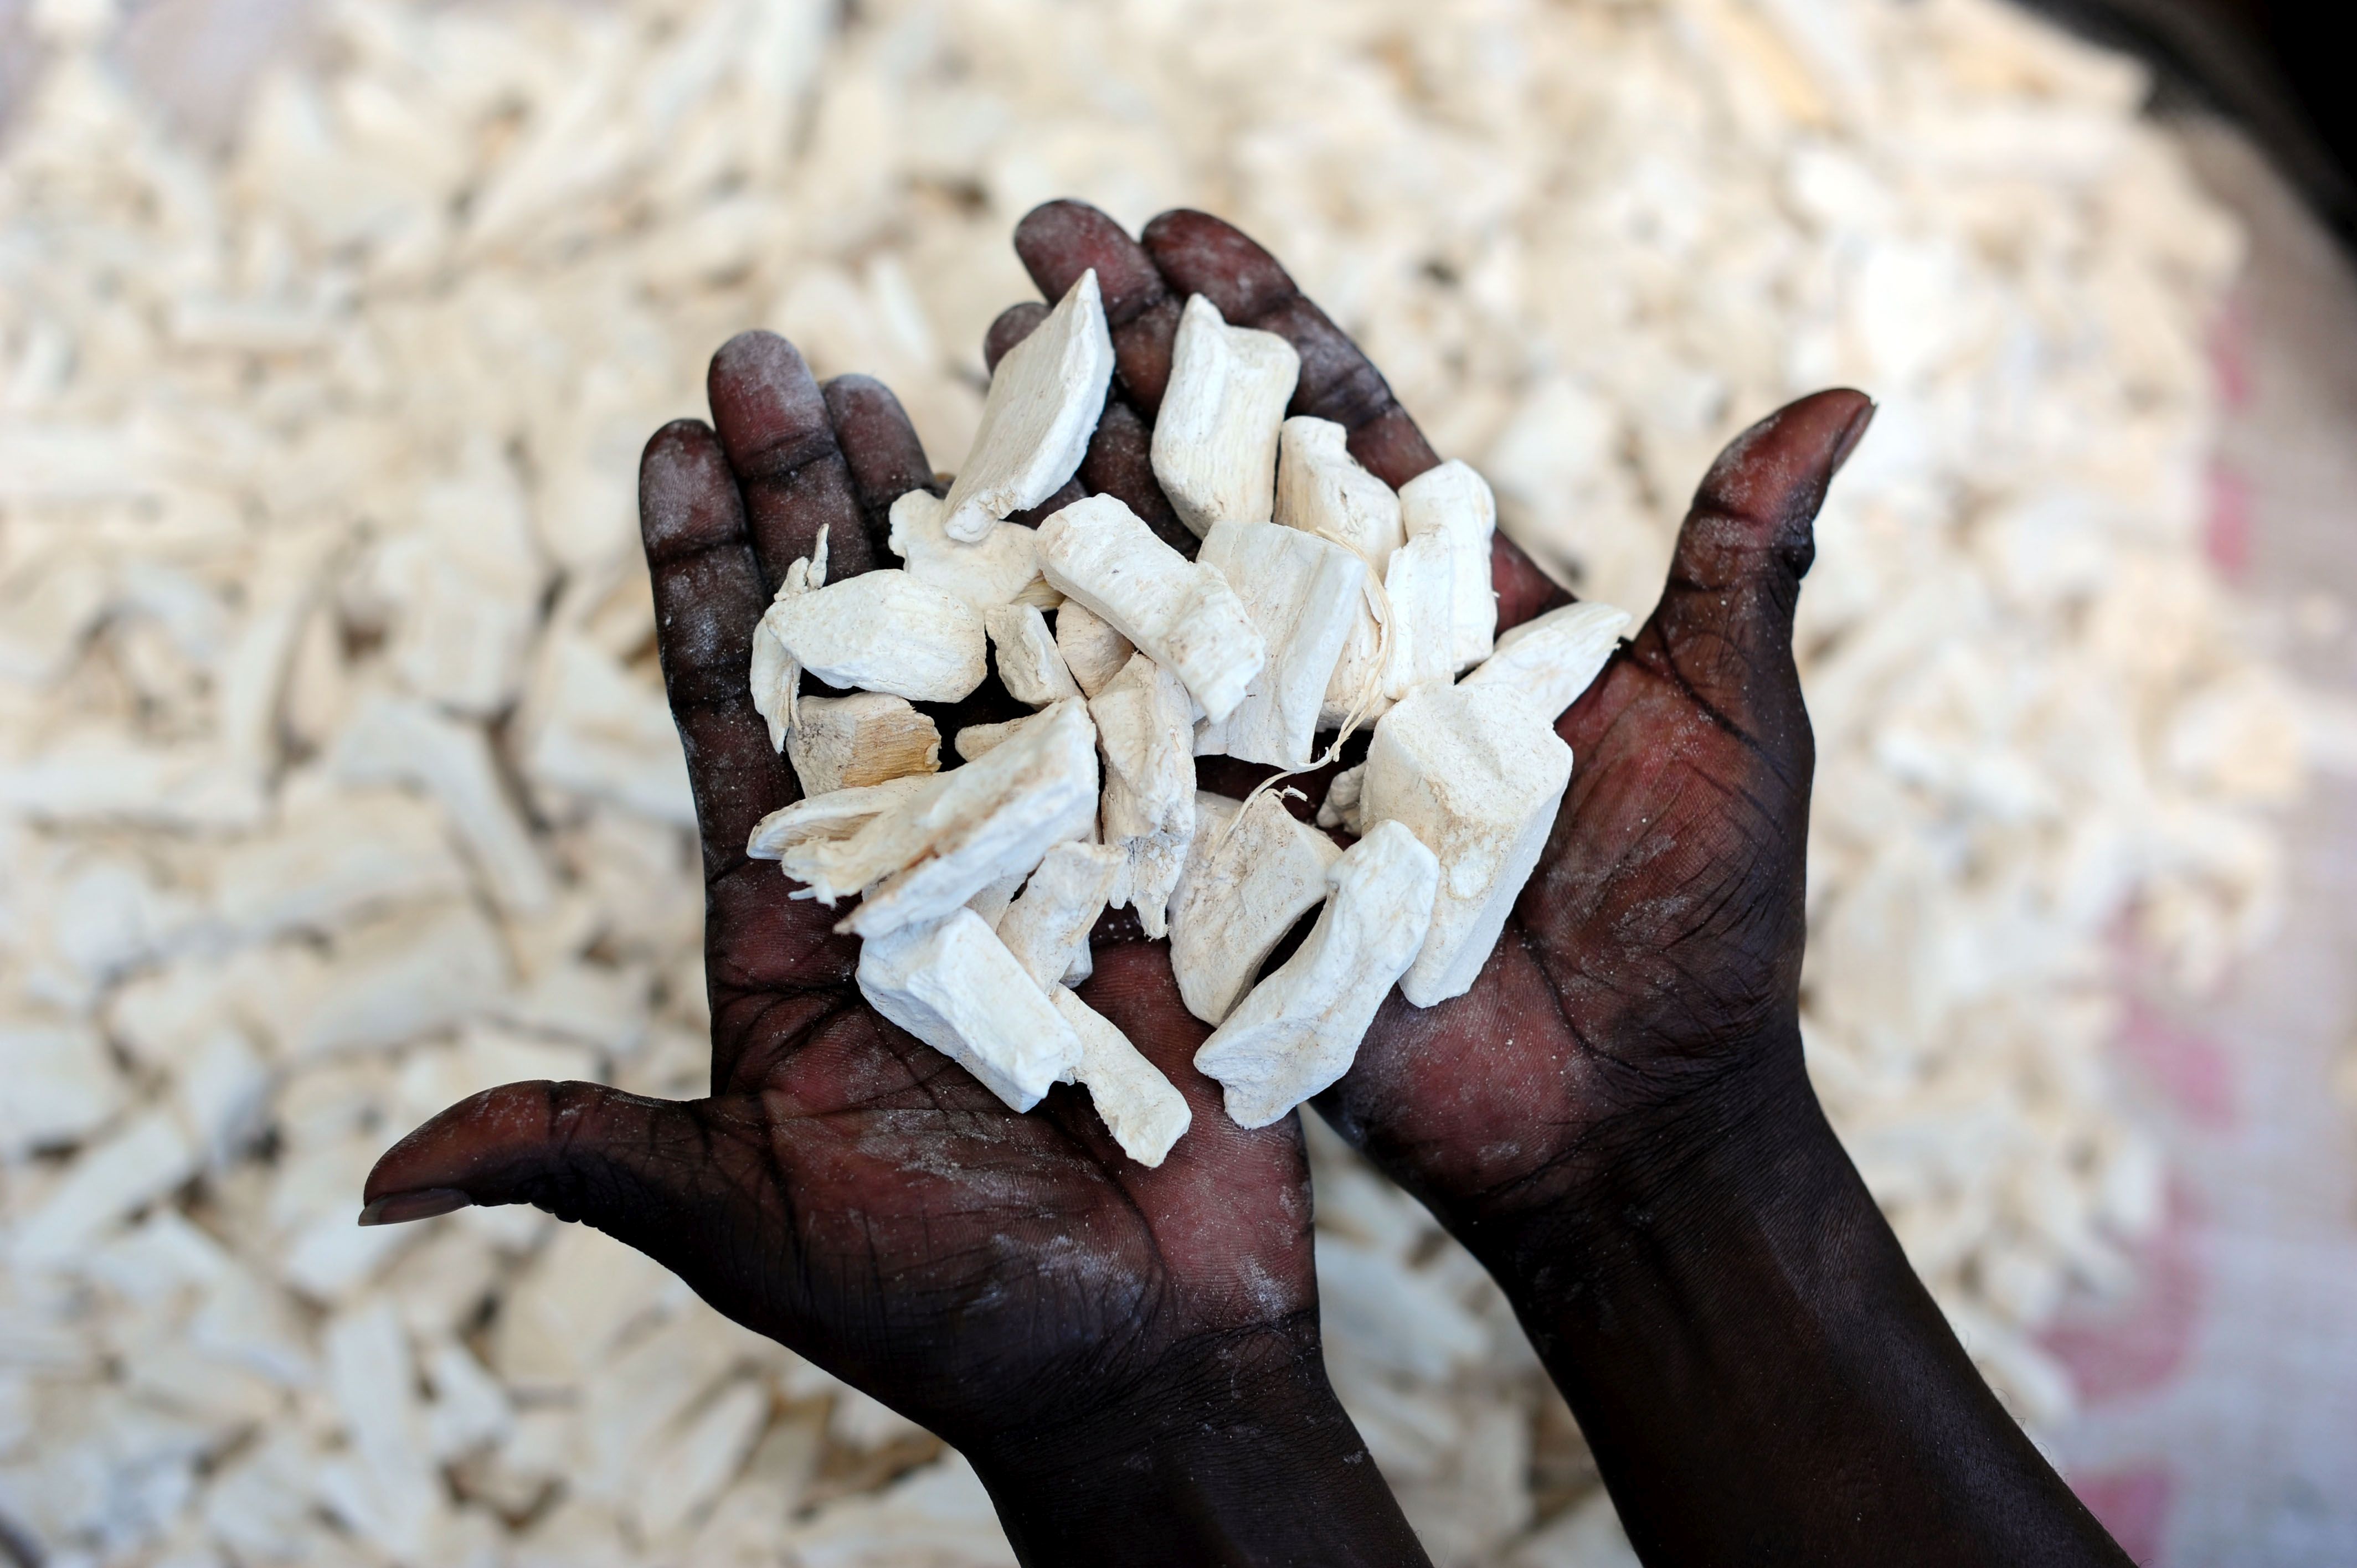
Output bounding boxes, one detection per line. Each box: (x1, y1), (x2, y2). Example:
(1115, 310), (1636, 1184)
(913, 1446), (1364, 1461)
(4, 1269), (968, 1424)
(0, 0), (2308, 1562)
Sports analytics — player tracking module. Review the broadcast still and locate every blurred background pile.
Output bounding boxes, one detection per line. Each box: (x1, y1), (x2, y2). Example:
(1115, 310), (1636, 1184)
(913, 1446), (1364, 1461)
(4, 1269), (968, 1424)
(3, 0), (2354, 1564)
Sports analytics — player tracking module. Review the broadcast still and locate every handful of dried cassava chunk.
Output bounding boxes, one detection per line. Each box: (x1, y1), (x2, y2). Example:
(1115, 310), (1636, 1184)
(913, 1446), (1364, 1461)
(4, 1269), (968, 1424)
(745, 269), (1625, 1160)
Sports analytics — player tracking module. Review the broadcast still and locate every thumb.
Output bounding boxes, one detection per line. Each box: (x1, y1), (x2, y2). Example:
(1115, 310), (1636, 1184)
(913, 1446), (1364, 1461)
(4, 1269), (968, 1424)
(1639, 388), (1874, 744)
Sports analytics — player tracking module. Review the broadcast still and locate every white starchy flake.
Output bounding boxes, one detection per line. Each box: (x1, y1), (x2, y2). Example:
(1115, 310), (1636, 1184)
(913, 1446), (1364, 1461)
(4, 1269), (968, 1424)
(995, 839), (1124, 990)
(964, 868), (1027, 927)
(856, 909), (1085, 1111)
(1089, 652), (1197, 937)
(1049, 987), (1190, 1165)
(985, 602), (1082, 706)
(759, 697), (1098, 937)
(213, 786), (470, 941)
(1276, 416), (1406, 570)
(1361, 683), (1574, 1007)
(1318, 762), (1368, 837)
(1462, 601), (1633, 718)
(1170, 790), (1345, 1025)
(785, 692), (941, 796)
(1150, 294), (1301, 537)
(1398, 460), (1500, 669)
(889, 489), (1060, 613)
(745, 773), (944, 861)
(751, 535), (827, 750)
(334, 693), (555, 917)
(938, 270), (1114, 543)
(1194, 821), (1439, 1128)
(1052, 599), (1136, 698)
(951, 715), (1031, 761)
(1380, 530), (1459, 702)
(1193, 520), (1368, 768)
(756, 568), (987, 704)
(1036, 494), (1267, 723)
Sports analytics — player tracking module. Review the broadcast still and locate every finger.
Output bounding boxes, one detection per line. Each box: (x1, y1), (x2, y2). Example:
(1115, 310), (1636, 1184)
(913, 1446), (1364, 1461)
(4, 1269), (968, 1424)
(1012, 199), (1183, 414)
(640, 420), (800, 877)
(983, 303), (1048, 373)
(1492, 530), (1574, 636)
(1077, 399), (1195, 554)
(1140, 209), (1440, 488)
(1625, 389), (1874, 746)
(823, 373), (934, 562)
(707, 331), (878, 585)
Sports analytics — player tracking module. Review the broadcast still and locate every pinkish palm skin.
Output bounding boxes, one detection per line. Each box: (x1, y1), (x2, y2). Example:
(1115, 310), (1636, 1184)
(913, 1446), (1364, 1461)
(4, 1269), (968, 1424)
(368, 202), (2128, 1567)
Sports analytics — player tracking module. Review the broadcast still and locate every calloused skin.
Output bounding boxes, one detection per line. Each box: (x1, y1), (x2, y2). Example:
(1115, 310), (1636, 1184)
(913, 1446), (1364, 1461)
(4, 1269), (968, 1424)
(367, 202), (2130, 1566)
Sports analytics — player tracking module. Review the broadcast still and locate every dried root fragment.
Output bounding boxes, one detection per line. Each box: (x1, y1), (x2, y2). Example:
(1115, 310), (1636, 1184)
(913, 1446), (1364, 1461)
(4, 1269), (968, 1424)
(997, 840), (1124, 991)
(1193, 520), (1367, 769)
(1090, 652), (1197, 937)
(1380, 530), (1457, 702)
(939, 270), (1114, 543)
(986, 603), (1081, 706)
(1193, 821), (1439, 1128)
(758, 568), (987, 704)
(1170, 790), (1345, 1025)
(753, 697), (1098, 937)
(1398, 460), (1499, 670)
(785, 693), (940, 795)
(965, 868), (1028, 928)
(1051, 987), (1191, 1167)
(856, 910), (1084, 1111)
(749, 532), (827, 749)
(1460, 601), (1630, 718)
(1316, 763), (1366, 836)
(1360, 683), (1572, 1007)
(1276, 417), (1404, 569)
(1150, 295), (1301, 538)
(889, 489), (1059, 614)
(747, 773), (943, 860)
(1036, 494), (1265, 723)
(1053, 600), (1135, 698)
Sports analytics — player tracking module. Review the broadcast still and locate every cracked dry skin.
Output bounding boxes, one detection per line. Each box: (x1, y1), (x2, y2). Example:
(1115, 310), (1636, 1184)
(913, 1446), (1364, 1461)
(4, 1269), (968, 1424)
(367, 200), (1869, 1484)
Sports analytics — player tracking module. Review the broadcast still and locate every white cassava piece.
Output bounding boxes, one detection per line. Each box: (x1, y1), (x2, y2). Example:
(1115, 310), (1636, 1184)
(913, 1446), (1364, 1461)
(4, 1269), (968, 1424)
(1193, 520), (1368, 768)
(1036, 494), (1266, 723)
(889, 489), (1061, 613)
(1170, 791), (1345, 1025)
(1089, 652), (1197, 938)
(753, 698), (1099, 937)
(1397, 460), (1500, 669)
(1276, 417), (1406, 569)
(1053, 600), (1136, 698)
(758, 568), (988, 704)
(953, 715), (1033, 761)
(1380, 530), (1458, 702)
(785, 693), (941, 795)
(750, 532), (827, 749)
(1461, 601), (1632, 717)
(746, 773), (944, 860)
(1193, 821), (1439, 1127)
(1150, 295), (1301, 537)
(1050, 987), (1192, 1167)
(985, 603), (1082, 706)
(997, 840), (1125, 990)
(1317, 762), (1367, 837)
(856, 910), (1084, 1111)
(938, 270), (1114, 543)
(1360, 683), (1574, 1007)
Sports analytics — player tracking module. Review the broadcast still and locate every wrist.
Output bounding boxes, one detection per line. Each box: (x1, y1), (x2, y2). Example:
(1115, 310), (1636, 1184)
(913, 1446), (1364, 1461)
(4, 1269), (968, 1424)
(962, 1319), (1430, 1568)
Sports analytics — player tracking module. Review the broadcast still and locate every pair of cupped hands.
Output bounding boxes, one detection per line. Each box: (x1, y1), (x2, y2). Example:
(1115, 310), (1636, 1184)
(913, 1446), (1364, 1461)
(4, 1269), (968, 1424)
(365, 204), (2126, 1567)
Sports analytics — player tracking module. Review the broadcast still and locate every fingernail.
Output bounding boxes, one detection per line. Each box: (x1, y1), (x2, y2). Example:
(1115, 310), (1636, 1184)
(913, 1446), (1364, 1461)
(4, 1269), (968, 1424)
(1829, 399), (1877, 477)
(358, 1188), (472, 1226)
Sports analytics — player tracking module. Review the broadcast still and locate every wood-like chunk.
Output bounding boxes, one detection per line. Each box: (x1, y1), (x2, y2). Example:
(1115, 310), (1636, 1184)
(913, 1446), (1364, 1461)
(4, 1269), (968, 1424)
(1051, 988), (1191, 1166)
(745, 773), (944, 860)
(1275, 417), (1405, 569)
(1460, 601), (1631, 717)
(1090, 651), (1197, 937)
(1380, 531), (1458, 702)
(1360, 683), (1573, 1007)
(1316, 762), (1366, 835)
(953, 715), (1030, 762)
(855, 910), (1084, 1111)
(1170, 790), (1345, 1025)
(997, 840), (1123, 991)
(1053, 600), (1135, 698)
(785, 693), (940, 795)
(889, 489), (1059, 613)
(1037, 494), (1265, 723)
(749, 532), (827, 749)
(758, 568), (986, 704)
(938, 270), (1114, 543)
(753, 697), (1099, 937)
(1150, 295), (1301, 538)
(1193, 521), (1367, 768)
(1398, 460), (1500, 669)
(1192, 821), (1439, 1128)
(986, 603), (1080, 706)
